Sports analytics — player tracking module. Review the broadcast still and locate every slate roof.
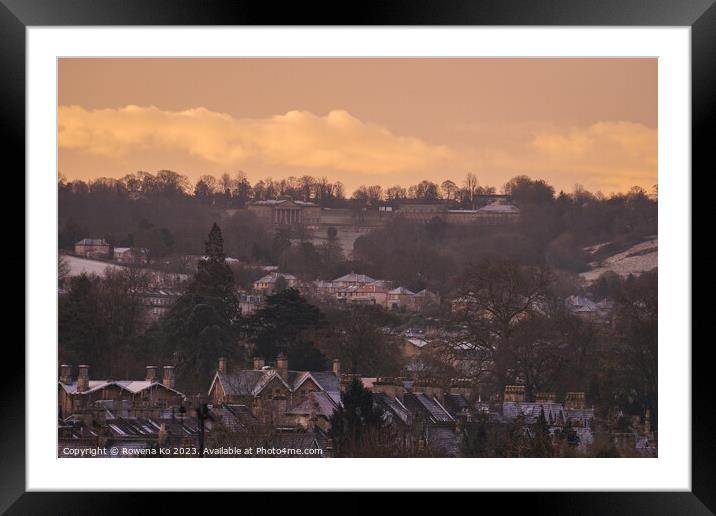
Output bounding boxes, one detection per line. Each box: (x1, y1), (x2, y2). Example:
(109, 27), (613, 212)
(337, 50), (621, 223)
(373, 392), (411, 426)
(285, 391), (339, 418)
(210, 369), (341, 402)
(405, 393), (455, 423)
(502, 402), (566, 425)
(212, 404), (260, 432)
(333, 272), (376, 284)
(443, 393), (470, 417)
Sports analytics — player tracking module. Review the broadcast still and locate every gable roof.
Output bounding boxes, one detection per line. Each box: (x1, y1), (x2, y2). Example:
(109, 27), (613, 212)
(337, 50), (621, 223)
(254, 272), (298, 284)
(59, 379), (186, 399)
(389, 286), (415, 295)
(210, 368), (340, 400)
(333, 272), (376, 284)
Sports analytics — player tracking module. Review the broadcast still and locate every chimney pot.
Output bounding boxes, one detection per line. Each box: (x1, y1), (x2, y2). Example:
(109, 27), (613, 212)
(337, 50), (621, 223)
(163, 366), (175, 389)
(145, 365), (158, 383)
(564, 392), (585, 410)
(276, 353), (288, 381)
(60, 364), (72, 384)
(332, 358), (341, 377)
(504, 385), (525, 402)
(253, 356), (265, 370)
(77, 365), (90, 392)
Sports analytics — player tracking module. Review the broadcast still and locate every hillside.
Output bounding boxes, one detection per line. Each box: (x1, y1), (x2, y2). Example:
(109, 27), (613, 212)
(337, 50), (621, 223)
(580, 237), (658, 282)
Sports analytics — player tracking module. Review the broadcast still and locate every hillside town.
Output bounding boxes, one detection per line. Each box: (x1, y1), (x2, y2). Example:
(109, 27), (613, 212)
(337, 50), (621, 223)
(58, 172), (658, 458)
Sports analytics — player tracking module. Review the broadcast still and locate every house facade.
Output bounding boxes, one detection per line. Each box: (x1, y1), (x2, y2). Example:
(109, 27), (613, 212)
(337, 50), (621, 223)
(248, 197), (321, 228)
(207, 355), (342, 430)
(74, 238), (111, 258)
(58, 364), (186, 420)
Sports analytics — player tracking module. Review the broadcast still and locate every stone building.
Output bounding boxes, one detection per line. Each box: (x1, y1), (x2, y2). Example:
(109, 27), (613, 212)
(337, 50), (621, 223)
(74, 238), (110, 258)
(207, 355), (342, 430)
(58, 364), (186, 420)
(248, 197), (321, 228)
(252, 272), (299, 294)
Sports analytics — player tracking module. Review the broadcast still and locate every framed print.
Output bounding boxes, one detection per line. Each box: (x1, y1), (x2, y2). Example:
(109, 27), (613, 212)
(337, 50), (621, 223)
(3, 0), (712, 512)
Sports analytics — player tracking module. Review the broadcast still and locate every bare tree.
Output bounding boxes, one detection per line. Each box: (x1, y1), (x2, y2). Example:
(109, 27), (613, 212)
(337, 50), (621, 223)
(449, 258), (553, 400)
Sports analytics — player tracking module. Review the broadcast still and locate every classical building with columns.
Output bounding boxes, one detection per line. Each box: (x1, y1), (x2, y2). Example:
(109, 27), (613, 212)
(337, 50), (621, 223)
(248, 197), (321, 228)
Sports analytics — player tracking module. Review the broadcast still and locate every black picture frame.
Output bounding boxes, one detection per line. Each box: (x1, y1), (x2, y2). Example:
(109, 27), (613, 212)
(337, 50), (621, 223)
(3, 0), (709, 512)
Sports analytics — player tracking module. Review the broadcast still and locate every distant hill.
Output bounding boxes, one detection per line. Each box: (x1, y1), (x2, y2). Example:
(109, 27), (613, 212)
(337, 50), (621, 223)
(580, 237), (658, 283)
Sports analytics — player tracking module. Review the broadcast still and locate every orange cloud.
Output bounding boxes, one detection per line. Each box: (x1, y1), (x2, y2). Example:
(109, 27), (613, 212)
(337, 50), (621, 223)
(464, 121), (657, 193)
(58, 105), (455, 175)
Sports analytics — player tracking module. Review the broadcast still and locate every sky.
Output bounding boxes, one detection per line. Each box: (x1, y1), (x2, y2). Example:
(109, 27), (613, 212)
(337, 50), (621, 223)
(58, 58), (657, 195)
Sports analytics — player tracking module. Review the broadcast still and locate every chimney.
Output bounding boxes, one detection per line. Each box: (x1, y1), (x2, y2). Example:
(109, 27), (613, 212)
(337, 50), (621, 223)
(564, 392), (585, 410)
(60, 364), (72, 385)
(253, 356), (265, 370)
(332, 358), (341, 377)
(276, 352), (288, 380)
(503, 385), (525, 402)
(218, 357), (227, 374)
(145, 365), (158, 383)
(163, 366), (175, 389)
(536, 392), (556, 404)
(77, 365), (89, 392)
(158, 423), (168, 446)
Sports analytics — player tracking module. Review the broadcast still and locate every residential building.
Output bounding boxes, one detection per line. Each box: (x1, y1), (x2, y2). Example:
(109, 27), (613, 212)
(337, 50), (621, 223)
(207, 355), (342, 430)
(74, 238), (110, 258)
(113, 247), (149, 264)
(388, 286), (417, 311)
(332, 272), (377, 288)
(253, 272), (299, 294)
(140, 288), (182, 321)
(58, 364), (186, 420)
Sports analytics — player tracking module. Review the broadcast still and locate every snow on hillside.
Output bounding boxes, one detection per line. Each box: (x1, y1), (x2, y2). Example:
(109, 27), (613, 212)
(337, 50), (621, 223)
(62, 255), (189, 282)
(580, 238), (658, 283)
(63, 255), (127, 277)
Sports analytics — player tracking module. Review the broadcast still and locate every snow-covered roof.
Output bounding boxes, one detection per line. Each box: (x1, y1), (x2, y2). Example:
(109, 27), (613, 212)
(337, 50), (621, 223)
(252, 199), (318, 207)
(333, 272), (376, 284)
(565, 295), (599, 313)
(476, 202), (520, 214)
(406, 338), (429, 348)
(389, 286), (415, 295)
(59, 379), (186, 398)
(75, 238), (109, 246)
(254, 272), (297, 284)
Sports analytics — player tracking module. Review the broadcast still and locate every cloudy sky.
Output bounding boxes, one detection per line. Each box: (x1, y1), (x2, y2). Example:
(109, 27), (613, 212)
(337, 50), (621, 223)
(58, 58), (657, 195)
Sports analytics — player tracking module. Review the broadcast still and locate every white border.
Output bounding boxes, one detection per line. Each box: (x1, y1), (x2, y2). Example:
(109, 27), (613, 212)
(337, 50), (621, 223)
(27, 27), (690, 491)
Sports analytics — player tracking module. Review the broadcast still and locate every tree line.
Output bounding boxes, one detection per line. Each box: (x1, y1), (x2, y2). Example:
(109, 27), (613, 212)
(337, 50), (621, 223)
(59, 170), (553, 209)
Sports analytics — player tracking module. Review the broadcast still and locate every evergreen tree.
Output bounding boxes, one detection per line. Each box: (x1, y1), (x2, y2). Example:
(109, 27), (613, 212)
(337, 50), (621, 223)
(163, 223), (242, 392)
(528, 407), (555, 457)
(329, 378), (384, 457)
(248, 288), (324, 367)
